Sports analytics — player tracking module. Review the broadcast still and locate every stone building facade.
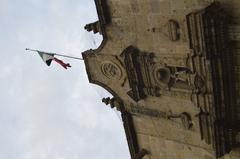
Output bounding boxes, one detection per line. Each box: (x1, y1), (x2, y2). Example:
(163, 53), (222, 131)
(82, 0), (240, 158)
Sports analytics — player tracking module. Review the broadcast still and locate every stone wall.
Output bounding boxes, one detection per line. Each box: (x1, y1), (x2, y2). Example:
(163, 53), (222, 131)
(83, 0), (240, 158)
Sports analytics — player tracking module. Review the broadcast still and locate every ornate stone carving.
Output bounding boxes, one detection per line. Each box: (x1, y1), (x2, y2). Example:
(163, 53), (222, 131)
(152, 64), (195, 91)
(121, 46), (198, 101)
(101, 61), (122, 80)
(121, 46), (159, 102)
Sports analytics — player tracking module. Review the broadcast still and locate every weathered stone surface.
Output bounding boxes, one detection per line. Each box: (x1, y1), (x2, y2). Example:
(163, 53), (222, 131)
(83, 0), (240, 158)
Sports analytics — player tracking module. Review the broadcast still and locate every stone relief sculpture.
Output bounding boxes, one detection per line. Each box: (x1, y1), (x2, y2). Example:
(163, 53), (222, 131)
(120, 45), (205, 102)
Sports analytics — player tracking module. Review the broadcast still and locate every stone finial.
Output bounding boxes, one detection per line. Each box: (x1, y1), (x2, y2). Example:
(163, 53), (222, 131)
(102, 97), (111, 106)
(84, 21), (101, 34)
(102, 97), (121, 110)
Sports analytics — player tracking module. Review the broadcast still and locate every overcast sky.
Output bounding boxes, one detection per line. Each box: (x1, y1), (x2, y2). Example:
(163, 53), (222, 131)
(0, 0), (130, 159)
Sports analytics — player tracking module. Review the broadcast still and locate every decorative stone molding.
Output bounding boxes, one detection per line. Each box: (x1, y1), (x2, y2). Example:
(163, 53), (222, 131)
(130, 104), (193, 130)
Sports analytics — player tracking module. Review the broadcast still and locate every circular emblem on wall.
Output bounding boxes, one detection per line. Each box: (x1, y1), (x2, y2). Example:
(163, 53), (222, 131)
(101, 61), (122, 80)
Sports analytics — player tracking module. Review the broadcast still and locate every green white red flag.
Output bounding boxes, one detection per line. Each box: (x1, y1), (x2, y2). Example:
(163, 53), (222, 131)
(38, 51), (71, 69)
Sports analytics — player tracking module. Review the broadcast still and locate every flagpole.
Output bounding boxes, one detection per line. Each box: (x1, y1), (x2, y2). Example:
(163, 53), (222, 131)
(53, 53), (83, 60)
(26, 48), (39, 52)
(25, 48), (83, 60)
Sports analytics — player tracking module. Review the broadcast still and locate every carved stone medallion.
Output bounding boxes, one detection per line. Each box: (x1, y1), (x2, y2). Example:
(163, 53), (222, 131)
(101, 61), (122, 80)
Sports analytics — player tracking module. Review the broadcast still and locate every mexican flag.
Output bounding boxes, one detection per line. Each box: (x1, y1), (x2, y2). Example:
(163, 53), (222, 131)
(38, 51), (71, 69)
